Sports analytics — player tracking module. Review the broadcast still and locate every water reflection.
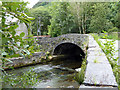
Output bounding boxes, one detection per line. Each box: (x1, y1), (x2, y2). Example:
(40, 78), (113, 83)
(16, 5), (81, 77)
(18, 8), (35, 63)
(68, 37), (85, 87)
(50, 55), (83, 69)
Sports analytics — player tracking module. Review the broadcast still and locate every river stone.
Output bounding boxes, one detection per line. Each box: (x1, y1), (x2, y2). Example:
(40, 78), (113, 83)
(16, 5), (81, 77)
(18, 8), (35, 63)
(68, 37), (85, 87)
(84, 63), (118, 86)
(75, 68), (81, 72)
(67, 86), (74, 88)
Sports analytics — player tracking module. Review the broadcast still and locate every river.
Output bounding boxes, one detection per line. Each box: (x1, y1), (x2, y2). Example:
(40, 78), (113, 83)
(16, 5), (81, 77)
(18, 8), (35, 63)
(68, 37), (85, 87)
(2, 55), (83, 88)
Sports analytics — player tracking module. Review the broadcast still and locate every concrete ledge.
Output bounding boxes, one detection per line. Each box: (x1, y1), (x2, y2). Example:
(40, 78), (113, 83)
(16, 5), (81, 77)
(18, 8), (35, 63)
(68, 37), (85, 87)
(80, 35), (118, 89)
(87, 56), (109, 64)
(84, 63), (117, 86)
(79, 85), (118, 90)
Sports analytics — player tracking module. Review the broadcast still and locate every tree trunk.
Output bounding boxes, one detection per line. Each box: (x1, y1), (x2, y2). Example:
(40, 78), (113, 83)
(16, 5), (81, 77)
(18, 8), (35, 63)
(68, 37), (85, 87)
(82, 14), (85, 34)
(83, 13), (86, 34)
(76, 2), (81, 34)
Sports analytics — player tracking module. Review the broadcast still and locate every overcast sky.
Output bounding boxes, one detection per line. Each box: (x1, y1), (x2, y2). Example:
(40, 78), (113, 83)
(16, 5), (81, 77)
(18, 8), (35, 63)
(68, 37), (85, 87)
(23, 0), (39, 8)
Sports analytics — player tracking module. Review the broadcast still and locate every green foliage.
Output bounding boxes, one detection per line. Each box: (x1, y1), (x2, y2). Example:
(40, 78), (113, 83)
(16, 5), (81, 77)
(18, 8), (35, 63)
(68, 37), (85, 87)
(94, 59), (99, 63)
(30, 6), (51, 35)
(102, 37), (120, 90)
(3, 68), (39, 88)
(99, 32), (119, 40)
(30, 2), (119, 36)
(114, 2), (120, 29)
(108, 27), (118, 32)
(48, 2), (75, 37)
(1, 2), (41, 70)
(89, 3), (113, 33)
(70, 2), (93, 34)
(32, 2), (49, 8)
(74, 56), (87, 84)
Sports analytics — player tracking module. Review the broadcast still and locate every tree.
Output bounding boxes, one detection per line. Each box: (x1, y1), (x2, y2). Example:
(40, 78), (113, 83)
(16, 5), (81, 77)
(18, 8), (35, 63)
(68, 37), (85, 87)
(89, 3), (113, 33)
(30, 6), (51, 35)
(48, 2), (74, 37)
(32, 2), (49, 8)
(69, 2), (82, 34)
(70, 2), (94, 34)
(114, 2), (120, 30)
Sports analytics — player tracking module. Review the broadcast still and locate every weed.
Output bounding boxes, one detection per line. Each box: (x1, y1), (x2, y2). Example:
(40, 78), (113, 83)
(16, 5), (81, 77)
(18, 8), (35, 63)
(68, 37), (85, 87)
(94, 58), (99, 63)
(74, 55), (87, 84)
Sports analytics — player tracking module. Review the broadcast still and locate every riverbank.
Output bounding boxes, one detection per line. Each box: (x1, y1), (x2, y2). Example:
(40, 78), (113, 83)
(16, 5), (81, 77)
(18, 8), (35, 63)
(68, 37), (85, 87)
(3, 52), (50, 70)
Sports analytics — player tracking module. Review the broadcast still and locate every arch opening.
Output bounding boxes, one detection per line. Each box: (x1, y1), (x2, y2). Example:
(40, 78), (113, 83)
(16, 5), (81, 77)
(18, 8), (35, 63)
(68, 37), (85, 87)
(51, 42), (85, 69)
(53, 42), (85, 57)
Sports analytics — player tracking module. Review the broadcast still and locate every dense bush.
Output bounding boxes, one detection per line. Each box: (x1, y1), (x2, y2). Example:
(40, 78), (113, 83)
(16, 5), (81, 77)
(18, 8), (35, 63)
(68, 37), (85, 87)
(108, 27), (118, 32)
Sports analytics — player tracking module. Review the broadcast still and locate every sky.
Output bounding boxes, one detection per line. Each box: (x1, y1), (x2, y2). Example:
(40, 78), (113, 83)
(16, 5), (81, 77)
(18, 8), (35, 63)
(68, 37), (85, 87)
(23, 0), (39, 8)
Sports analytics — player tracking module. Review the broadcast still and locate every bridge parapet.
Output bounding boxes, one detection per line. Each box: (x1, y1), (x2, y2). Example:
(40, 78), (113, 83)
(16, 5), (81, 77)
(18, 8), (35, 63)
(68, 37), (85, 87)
(38, 34), (89, 54)
(80, 35), (118, 90)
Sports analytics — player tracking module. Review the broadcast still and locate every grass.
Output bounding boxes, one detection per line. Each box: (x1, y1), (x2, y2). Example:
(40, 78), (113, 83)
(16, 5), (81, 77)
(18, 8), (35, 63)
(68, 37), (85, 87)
(91, 34), (104, 49)
(98, 32), (120, 40)
(74, 55), (87, 84)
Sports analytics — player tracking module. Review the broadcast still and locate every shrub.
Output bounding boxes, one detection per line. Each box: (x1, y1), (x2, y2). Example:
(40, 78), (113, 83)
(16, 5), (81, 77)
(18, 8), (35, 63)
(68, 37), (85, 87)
(108, 27), (118, 33)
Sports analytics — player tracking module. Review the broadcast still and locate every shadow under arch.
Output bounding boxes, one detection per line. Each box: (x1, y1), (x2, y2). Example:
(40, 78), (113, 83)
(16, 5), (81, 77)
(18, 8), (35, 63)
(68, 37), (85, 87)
(53, 42), (85, 58)
(51, 42), (85, 69)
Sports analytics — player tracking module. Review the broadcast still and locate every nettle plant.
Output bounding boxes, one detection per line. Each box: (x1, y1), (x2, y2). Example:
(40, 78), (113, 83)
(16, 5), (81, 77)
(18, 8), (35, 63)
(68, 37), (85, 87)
(102, 31), (118, 67)
(0, 2), (40, 70)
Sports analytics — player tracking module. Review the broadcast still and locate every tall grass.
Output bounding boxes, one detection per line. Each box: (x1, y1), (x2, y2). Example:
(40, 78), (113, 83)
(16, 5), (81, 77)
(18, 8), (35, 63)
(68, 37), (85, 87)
(74, 55), (87, 84)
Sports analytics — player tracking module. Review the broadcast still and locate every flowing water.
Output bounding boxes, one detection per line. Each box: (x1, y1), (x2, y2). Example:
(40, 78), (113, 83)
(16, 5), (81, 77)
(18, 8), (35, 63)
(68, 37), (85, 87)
(2, 55), (83, 88)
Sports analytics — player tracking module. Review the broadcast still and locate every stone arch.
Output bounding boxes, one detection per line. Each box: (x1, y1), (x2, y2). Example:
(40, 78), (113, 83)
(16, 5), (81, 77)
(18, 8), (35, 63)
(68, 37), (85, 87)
(53, 42), (85, 58)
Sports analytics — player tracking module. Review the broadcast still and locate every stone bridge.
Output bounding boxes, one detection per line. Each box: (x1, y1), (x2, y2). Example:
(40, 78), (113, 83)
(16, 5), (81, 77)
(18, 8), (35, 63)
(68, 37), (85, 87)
(38, 34), (88, 57)
(38, 34), (118, 90)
